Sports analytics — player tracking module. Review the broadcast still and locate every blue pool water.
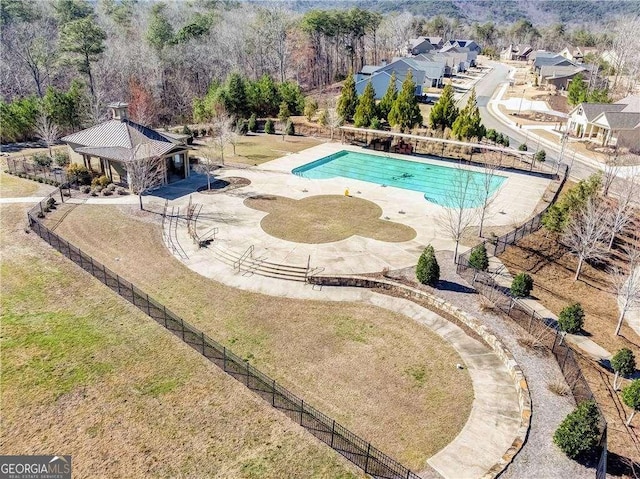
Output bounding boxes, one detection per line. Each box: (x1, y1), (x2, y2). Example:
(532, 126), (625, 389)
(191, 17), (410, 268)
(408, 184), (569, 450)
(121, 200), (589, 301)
(292, 150), (507, 208)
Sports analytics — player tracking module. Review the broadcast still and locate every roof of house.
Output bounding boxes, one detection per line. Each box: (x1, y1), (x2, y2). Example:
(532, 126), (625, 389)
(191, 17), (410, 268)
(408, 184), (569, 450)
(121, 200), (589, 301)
(359, 65), (381, 75)
(573, 103), (626, 121)
(517, 44), (533, 55)
(408, 36), (434, 50)
(539, 65), (586, 79)
(425, 36), (443, 45)
(62, 119), (179, 162)
(617, 95), (640, 112)
(535, 55), (576, 69)
(594, 111), (640, 130)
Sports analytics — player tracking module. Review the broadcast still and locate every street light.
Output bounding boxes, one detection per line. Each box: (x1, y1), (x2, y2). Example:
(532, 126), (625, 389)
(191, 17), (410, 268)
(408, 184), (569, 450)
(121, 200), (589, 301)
(556, 132), (569, 174)
(517, 88), (526, 115)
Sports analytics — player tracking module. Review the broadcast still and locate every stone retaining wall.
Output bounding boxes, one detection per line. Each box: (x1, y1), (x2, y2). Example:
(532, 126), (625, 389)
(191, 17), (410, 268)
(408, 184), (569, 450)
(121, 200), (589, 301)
(309, 274), (531, 479)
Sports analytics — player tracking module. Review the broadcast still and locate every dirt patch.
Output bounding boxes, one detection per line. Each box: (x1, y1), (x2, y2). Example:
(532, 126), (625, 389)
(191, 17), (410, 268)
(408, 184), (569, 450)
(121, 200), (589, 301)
(197, 176), (251, 194)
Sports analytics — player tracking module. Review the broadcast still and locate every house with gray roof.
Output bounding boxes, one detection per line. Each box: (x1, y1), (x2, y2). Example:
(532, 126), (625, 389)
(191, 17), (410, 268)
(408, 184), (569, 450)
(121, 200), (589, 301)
(62, 103), (191, 188)
(406, 36), (435, 55)
(533, 52), (576, 72)
(566, 95), (640, 152)
(443, 39), (481, 53)
(538, 64), (587, 90)
(500, 44), (533, 61)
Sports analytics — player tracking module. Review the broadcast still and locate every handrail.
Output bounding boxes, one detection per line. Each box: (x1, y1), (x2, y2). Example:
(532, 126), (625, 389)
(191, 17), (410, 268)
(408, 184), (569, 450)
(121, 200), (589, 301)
(233, 245), (254, 272)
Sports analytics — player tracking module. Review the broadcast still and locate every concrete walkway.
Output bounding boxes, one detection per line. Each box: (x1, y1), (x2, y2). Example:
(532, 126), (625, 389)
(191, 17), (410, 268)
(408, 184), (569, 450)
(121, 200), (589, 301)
(0, 196), (46, 204)
(488, 256), (612, 361)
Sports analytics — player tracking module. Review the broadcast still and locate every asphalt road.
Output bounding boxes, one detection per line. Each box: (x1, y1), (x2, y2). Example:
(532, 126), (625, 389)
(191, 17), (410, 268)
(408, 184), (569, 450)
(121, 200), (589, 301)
(473, 61), (599, 182)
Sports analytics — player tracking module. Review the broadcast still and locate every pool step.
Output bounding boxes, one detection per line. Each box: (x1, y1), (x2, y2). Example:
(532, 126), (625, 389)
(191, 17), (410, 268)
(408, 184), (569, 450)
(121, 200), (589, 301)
(208, 243), (309, 282)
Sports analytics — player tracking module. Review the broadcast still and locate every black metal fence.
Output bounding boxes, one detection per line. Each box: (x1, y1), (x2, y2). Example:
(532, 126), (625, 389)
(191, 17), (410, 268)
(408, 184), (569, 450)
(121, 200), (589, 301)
(455, 161), (607, 478)
(6, 157), (68, 185)
(26, 188), (420, 479)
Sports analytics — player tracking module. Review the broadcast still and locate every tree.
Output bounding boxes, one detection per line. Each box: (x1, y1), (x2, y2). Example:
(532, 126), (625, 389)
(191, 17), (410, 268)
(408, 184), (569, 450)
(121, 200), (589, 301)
(128, 77), (157, 127)
(285, 119), (295, 136)
(353, 81), (377, 128)
(195, 146), (219, 191)
(611, 348), (636, 391)
(125, 146), (165, 210)
(622, 380), (640, 426)
(416, 244), (439, 286)
(510, 273), (533, 298)
(337, 72), (358, 122)
(437, 167), (478, 263)
(378, 71), (397, 120)
(562, 198), (610, 281)
(34, 111), (60, 157)
(468, 243), (489, 272)
(558, 302), (585, 336)
(225, 73), (249, 118)
(264, 118), (275, 134)
(606, 174), (637, 250)
(248, 113), (257, 133)
(518, 143), (528, 151)
(553, 400), (601, 460)
(567, 74), (588, 106)
(478, 157), (501, 237)
(146, 2), (174, 54)
(59, 17), (106, 99)
(611, 245), (640, 336)
(388, 70), (422, 132)
(304, 98), (318, 121)
(54, 0), (92, 25)
(534, 149), (546, 164)
(210, 112), (234, 164)
(429, 84), (458, 131)
(452, 88), (485, 141)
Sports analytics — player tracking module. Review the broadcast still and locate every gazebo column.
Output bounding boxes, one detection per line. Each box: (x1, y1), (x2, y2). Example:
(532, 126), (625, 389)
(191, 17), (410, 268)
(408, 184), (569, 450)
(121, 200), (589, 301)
(184, 151), (190, 178)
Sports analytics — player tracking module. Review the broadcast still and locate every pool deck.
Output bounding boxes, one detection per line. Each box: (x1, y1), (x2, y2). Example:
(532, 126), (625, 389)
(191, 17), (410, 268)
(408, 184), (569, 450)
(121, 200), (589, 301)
(173, 143), (550, 276)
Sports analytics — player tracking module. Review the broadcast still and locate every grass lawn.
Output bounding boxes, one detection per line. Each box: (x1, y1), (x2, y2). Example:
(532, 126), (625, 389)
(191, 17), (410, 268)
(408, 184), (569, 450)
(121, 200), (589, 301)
(245, 195), (417, 244)
(44, 203), (474, 470)
(1, 203), (365, 478)
(0, 170), (42, 197)
(196, 133), (323, 166)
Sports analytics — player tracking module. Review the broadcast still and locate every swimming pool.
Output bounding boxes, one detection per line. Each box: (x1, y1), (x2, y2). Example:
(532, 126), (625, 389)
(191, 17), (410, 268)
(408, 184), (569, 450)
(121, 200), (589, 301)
(292, 150), (506, 208)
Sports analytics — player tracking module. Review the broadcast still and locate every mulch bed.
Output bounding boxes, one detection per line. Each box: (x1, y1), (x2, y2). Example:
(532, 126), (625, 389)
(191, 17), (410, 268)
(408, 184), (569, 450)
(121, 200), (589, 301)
(196, 176), (250, 194)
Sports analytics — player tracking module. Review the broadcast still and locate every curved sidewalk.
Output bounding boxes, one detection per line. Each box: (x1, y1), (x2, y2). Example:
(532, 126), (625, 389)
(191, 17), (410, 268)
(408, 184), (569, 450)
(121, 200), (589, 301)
(169, 226), (522, 479)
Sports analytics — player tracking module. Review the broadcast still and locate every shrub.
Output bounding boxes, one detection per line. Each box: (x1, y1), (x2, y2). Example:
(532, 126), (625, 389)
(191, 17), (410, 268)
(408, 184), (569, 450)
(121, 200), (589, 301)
(200, 128), (206, 137)
(33, 153), (52, 167)
(304, 99), (318, 121)
(558, 303), (585, 334)
(182, 125), (192, 136)
(80, 185), (91, 194)
(66, 164), (92, 185)
(370, 117), (381, 129)
(285, 119), (295, 136)
(510, 272), (533, 298)
(553, 400), (601, 459)
(518, 143), (528, 151)
(91, 175), (110, 187)
(248, 113), (257, 132)
(116, 186), (128, 195)
(612, 348), (636, 378)
(534, 149), (546, 163)
(416, 245), (440, 287)
(46, 197), (56, 207)
(622, 380), (640, 425)
(102, 189), (113, 196)
(37, 178), (43, 183)
(318, 109), (328, 126)
(192, 129), (199, 138)
(468, 243), (489, 271)
(106, 183), (116, 192)
(89, 189), (98, 196)
(94, 185), (103, 193)
(238, 120), (249, 135)
(53, 151), (70, 167)
(486, 128), (497, 142)
(264, 119), (275, 134)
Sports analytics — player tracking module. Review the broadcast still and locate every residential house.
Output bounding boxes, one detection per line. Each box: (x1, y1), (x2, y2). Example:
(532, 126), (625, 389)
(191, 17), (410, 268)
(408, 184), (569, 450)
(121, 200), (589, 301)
(406, 36), (435, 56)
(425, 36), (444, 49)
(62, 103), (191, 188)
(566, 95), (640, 151)
(500, 44), (533, 61)
(533, 52), (576, 73)
(538, 64), (588, 90)
(443, 39), (481, 53)
(440, 45), (477, 67)
(559, 45), (599, 63)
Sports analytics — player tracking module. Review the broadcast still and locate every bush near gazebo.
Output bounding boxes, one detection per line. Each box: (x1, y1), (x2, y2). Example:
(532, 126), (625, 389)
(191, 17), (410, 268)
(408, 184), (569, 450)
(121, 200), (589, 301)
(553, 400), (601, 459)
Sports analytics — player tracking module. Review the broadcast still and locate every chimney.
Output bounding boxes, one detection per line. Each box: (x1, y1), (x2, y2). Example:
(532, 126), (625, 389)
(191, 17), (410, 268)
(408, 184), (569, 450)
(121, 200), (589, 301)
(109, 102), (129, 121)
(381, 59), (387, 66)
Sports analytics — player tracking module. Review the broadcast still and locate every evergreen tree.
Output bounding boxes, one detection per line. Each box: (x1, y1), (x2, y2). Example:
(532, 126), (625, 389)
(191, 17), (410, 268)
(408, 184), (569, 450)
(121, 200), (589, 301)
(337, 72), (358, 122)
(468, 243), (489, 271)
(622, 380), (640, 425)
(567, 73), (588, 106)
(388, 71), (423, 132)
(304, 98), (318, 121)
(612, 348), (636, 390)
(510, 272), (533, 298)
(378, 72), (397, 120)
(248, 113), (257, 132)
(264, 118), (275, 134)
(59, 17), (106, 99)
(452, 88), (486, 141)
(145, 3), (174, 54)
(285, 119), (295, 136)
(278, 101), (291, 123)
(553, 401), (601, 459)
(353, 81), (378, 128)
(416, 245), (440, 287)
(429, 83), (458, 130)
(558, 303), (585, 334)
(225, 73), (249, 118)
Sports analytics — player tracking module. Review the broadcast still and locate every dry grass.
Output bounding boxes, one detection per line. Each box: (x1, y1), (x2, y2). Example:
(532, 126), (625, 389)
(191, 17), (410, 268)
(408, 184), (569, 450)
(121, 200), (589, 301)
(42, 202), (473, 469)
(245, 195), (417, 244)
(547, 379), (571, 397)
(196, 133), (324, 166)
(0, 203), (364, 479)
(0, 171), (40, 197)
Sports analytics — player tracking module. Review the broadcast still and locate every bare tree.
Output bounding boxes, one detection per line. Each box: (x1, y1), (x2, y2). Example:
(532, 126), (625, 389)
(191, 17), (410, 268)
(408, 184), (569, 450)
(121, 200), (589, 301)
(607, 174), (637, 250)
(602, 152), (621, 197)
(194, 145), (220, 191)
(34, 111), (60, 157)
(125, 145), (165, 210)
(562, 197), (611, 281)
(210, 112), (234, 165)
(612, 244), (640, 336)
(437, 167), (479, 263)
(478, 153), (502, 237)
(325, 104), (343, 141)
(609, 16), (640, 92)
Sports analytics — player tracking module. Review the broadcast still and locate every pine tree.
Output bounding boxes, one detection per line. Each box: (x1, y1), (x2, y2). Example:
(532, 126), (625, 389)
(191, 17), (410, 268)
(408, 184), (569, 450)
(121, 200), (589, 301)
(452, 88), (486, 141)
(510, 273), (533, 298)
(378, 72), (397, 120)
(225, 73), (249, 118)
(553, 401), (601, 459)
(388, 71), (423, 132)
(416, 245), (440, 286)
(429, 83), (458, 130)
(567, 73), (588, 106)
(337, 72), (358, 122)
(354, 81), (378, 128)
(248, 113), (257, 132)
(468, 243), (489, 271)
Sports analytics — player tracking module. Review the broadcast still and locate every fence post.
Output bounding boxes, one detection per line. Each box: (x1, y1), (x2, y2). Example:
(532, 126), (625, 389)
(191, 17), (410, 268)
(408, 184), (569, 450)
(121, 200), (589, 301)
(201, 332), (205, 355)
(181, 319), (185, 341)
(89, 256), (95, 277)
(330, 420), (336, 448)
(163, 306), (168, 328)
(40, 201), (44, 217)
(300, 400), (304, 425)
(145, 294), (151, 316)
(529, 309), (535, 332)
(102, 264), (107, 284)
(364, 443), (371, 473)
(131, 283), (135, 305)
(246, 361), (250, 387)
(116, 275), (121, 295)
(223, 347), (227, 371)
(561, 346), (570, 370)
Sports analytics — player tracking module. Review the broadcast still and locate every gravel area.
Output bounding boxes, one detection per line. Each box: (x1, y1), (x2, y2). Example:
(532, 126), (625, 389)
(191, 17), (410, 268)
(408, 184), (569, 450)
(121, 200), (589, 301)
(386, 251), (593, 479)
